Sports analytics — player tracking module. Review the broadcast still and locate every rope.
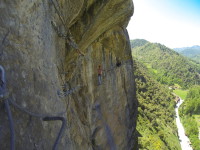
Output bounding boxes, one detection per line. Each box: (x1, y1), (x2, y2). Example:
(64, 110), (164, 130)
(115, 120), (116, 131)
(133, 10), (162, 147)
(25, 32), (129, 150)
(0, 65), (67, 150)
(8, 98), (66, 118)
(1, 65), (15, 150)
(8, 98), (66, 150)
(49, 0), (66, 30)
(56, 65), (65, 86)
(49, 0), (85, 56)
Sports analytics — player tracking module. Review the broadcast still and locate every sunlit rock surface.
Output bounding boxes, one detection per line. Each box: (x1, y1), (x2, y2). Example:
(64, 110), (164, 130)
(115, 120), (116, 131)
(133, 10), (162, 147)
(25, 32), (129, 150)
(0, 0), (137, 149)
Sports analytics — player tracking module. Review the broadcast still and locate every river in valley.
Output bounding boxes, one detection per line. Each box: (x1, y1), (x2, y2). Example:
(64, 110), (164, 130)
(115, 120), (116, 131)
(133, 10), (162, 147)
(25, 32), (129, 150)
(175, 99), (193, 150)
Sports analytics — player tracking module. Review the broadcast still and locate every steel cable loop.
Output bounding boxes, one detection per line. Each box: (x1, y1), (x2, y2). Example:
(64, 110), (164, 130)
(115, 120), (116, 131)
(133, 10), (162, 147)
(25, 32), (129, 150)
(43, 116), (66, 150)
(8, 98), (67, 150)
(8, 98), (67, 118)
(1, 65), (67, 149)
(93, 104), (117, 150)
(49, 0), (85, 56)
(1, 65), (15, 150)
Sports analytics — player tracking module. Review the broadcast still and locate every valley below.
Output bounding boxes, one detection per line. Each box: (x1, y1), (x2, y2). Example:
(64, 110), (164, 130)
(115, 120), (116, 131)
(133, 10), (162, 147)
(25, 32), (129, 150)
(131, 39), (200, 149)
(175, 99), (193, 150)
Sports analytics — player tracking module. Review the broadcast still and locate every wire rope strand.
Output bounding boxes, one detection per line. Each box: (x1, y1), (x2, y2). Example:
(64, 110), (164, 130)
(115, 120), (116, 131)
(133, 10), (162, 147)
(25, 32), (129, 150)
(43, 116), (66, 150)
(8, 99), (66, 118)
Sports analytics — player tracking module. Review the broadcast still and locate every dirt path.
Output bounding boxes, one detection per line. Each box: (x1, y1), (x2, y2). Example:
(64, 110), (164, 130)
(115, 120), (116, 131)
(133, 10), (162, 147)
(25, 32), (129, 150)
(175, 99), (193, 150)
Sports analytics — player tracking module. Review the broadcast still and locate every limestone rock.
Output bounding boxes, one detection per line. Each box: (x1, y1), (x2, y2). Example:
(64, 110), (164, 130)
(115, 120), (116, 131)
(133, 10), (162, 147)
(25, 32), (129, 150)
(0, 0), (138, 149)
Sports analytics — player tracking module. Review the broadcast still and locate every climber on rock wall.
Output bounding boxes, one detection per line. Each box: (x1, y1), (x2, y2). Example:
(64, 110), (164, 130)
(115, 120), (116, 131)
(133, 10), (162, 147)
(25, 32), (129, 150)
(116, 57), (122, 67)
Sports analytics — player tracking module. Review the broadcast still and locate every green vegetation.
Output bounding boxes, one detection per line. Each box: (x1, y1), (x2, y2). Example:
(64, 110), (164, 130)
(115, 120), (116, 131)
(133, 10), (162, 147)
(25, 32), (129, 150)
(131, 39), (200, 149)
(131, 39), (200, 89)
(134, 60), (181, 150)
(179, 86), (200, 150)
(173, 89), (188, 100)
(194, 115), (200, 128)
(130, 39), (148, 49)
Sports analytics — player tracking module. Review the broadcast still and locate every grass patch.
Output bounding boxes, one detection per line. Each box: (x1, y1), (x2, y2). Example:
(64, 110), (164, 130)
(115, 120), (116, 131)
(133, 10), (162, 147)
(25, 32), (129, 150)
(144, 63), (158, 74)
(173, 89), (188, 100)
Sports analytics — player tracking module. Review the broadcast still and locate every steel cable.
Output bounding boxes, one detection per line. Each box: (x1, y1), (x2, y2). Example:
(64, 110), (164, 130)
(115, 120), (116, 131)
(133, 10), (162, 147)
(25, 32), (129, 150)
(43, 116), (66, 150)
(1, 65), (67, 150)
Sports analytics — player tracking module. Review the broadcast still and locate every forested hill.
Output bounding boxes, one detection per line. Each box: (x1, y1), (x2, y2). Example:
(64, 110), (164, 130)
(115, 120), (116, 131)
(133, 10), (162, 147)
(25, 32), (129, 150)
(131, 39), (200, 88)
(134, 59), (181, 150)
(174, 45), (200, 63)
(130, 39), (148, 49)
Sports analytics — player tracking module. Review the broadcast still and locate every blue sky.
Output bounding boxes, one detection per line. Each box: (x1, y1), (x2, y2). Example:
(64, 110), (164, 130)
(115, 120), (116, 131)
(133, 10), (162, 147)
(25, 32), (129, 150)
(127, 0), (200, 48)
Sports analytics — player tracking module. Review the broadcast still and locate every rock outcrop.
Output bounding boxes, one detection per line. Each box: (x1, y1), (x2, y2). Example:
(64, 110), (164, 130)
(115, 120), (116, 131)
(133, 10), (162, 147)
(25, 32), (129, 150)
(0, 0), (137, 149)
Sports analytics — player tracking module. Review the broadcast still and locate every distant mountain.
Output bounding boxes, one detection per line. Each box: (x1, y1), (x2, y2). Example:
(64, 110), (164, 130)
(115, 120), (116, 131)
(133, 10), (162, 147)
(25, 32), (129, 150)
(130, 39), (148, 49)
(174, 45), (200, 63)
(174, 45), (200, 52)
(131, 39), (200, 88)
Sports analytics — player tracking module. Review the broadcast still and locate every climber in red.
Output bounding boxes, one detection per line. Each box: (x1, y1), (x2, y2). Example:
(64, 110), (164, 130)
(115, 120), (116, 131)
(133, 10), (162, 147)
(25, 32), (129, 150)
(98, 65), (103, 85)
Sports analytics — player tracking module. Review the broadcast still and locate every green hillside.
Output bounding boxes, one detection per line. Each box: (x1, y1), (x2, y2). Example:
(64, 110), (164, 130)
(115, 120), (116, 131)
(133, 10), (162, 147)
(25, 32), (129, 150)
(130, 39), (148, 49)
(179, 86), (200, 150)
(131, 39), (200, 88)
(134, 60), (181, 150)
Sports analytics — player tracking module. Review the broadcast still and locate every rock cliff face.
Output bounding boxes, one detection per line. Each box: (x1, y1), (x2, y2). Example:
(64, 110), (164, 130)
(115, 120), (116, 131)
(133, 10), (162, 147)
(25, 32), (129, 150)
(0, 0), (137, 149)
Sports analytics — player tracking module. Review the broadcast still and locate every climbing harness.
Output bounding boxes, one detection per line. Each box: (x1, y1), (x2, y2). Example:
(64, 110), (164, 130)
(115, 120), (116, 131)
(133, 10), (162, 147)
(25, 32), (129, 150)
(0, 65), (66, 150)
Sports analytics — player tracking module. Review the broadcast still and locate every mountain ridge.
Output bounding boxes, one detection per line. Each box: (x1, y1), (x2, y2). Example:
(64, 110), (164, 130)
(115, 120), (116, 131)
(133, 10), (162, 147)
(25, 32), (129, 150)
(131, 39), (200, 88)
(174, 45), (200, 63)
